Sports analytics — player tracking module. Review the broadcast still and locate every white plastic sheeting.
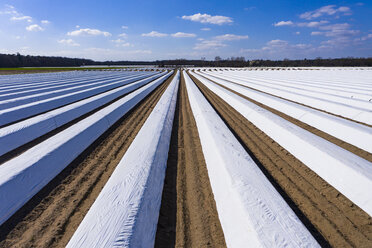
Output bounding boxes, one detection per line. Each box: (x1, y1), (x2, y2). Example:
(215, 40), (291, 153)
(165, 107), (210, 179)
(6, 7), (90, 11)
(0, 72), (151, 109)
(67, 71), (179, 248)
(203, 71), (372, 125)
(184, 72), (319, 248)
(195, 71), (372, 153)
(189, 71), (372, 217)
(0, 72), (139, 101)
(0, 72), (157, 126)
(220, 71), (372, 103)
(0, 71), (121, 92)
(0, 72), (166, 156)
(0, 71), (172, 226)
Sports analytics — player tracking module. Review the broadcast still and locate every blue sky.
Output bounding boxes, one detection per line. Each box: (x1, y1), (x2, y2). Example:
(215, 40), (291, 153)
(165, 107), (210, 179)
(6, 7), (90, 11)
(0, 0), (371, 61)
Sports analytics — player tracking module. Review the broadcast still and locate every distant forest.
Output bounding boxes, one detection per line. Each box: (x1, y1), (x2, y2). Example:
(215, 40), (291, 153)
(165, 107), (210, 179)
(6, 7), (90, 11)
(1, 53), (372, 68)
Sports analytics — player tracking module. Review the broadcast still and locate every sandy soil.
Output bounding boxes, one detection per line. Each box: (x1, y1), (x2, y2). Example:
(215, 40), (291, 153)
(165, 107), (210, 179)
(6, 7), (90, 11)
(155, 73), (226, 248)
(189, 73), (372, 248)
(0, 73), (175, 248)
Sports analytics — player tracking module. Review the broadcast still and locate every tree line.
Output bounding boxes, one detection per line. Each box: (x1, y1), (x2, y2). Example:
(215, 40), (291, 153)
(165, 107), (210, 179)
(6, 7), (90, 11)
(1, 53), (371, 68)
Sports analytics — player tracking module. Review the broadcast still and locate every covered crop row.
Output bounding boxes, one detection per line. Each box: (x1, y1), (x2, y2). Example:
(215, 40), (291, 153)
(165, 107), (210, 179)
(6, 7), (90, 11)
(0, 72), (167, 156)
(183, 71), (319, 247)
(190, 70), (372, 217)
(0, 68), (370, 248)
(196, 71), (372, 153)
(0, 72), (160, 126)
(0, 71), (171, 225)
(202, 70), (372, 125)
(67, 71), (179, 247)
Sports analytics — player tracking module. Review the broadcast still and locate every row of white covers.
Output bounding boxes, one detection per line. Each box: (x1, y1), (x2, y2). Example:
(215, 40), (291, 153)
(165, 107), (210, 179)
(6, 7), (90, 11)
(184, 71), (319, 247)
(196, 71), (372, 153)
(0, 72), (166, 157)
(0, 72), (157, 126)
(0, 72), (172, 226)
(0, 71), (140, 100)
(67, 71), (180, 248)
(190, 71), (372, 217)
(203, 71), (372, 125)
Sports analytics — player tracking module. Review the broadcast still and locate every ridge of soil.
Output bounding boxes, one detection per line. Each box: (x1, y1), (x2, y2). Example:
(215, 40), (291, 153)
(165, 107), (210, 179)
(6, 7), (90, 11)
(155, 72), (226, 248)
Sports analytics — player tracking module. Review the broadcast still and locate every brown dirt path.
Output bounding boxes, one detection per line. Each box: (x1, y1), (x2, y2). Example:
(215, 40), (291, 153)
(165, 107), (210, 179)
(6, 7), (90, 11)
(155, 72), (226, 248)
(0, 73), (175, 248)
(189, 73), (372, 248)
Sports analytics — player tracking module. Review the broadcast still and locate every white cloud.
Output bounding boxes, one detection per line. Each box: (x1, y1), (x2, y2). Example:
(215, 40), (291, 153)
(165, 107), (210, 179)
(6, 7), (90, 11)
(320, 36), (353, 47)
(354, 34), (372, 42)
(277, 18), (359, 39)
(67, 28), (112, 37)
(297, 21), (328, 27)
(318, 23), (359, 37)
(215, 34), (249, 41)
(121, 25), (128, 29)
(129, 49), (152, 54)
(171, 32), (196, 38)
(273, 21), (294, 27)
(361, 34), (372, 41)
(201, 27), (211, 31)
(193, 40), (227, 50)
(0, 5), (18, 16)
(300, 5), (351, 20)
(111, 38), (131, 47)
(26, 24), (44, 31)
(58, 39), (80, 46)
(41, 20), (50, 24)
(118, 33), (127, 38)
(311, 31), (323, 35)
(76, 25), (80, 28)
(57, 48), (153, 60)
(10, 15), (32, 22)
(193, 33), (248, 51)
(266, 39), (289, 47)
(240, 39), (314, 59)
(141, 31), (168, 37)
(295, 31), (300, 35)
(85, 47), (151, 55)
(244, 7), (256, 11)
(275, 20), (329, 28)
(182, 13), (233, 25)
(2, 5), (34, 23)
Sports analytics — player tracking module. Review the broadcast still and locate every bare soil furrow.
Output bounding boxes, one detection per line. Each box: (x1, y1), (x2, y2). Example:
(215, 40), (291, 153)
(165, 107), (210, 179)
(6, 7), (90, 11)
(155, 72), (226, 248)
(0, 73), (175, 248)
(189, 73), (372, 248)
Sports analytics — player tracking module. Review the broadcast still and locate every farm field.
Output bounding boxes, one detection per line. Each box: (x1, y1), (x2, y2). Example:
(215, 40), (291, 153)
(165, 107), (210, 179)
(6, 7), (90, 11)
(0, 67), (141, 75)
(0, 67), (371, 247)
